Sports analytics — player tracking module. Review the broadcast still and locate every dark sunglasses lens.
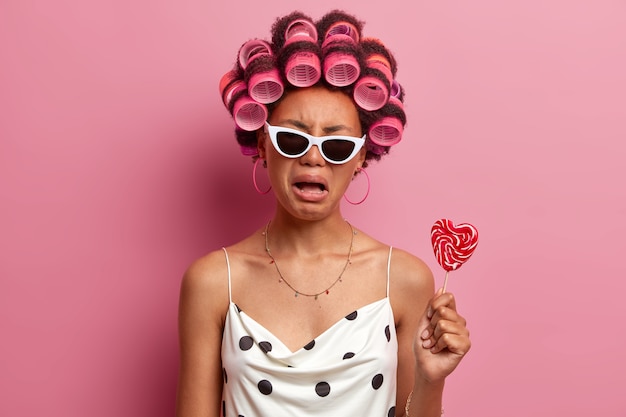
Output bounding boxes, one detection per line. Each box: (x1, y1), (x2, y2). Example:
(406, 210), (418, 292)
(276, 132), (309, 155)
(322, 140), (355, 162)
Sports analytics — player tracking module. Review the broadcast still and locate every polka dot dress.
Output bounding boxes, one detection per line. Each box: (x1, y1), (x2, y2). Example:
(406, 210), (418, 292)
(221, 247), (398, 417)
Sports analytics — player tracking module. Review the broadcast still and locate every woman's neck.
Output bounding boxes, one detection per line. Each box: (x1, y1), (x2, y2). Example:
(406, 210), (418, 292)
(264, 213), (354, 256)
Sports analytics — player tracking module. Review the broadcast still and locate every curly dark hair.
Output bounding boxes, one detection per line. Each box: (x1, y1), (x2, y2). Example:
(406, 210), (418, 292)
(219, 9), (407, 165)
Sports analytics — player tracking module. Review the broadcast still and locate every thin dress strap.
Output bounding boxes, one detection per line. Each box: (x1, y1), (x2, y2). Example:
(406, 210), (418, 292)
(386, 246), (393, 298)
(222, 247), (232, 303)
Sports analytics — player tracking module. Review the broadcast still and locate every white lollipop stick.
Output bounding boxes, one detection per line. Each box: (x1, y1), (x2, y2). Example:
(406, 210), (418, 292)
(442, 271), (450, 294)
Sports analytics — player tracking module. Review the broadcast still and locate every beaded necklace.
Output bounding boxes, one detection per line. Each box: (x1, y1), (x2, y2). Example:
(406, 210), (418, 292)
(263, 221), (356, 299)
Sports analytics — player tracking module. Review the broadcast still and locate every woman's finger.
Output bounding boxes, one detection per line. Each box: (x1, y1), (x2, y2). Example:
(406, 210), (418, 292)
(429, 331), (471, 355)
(428, 291), (457, 318)
(426, 303), (467, 334)
(421, 319), (469, 349)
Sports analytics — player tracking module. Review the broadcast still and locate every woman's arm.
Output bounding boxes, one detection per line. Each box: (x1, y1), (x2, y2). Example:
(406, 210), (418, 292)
(176, 252), (229, 417)
(391, 250), (471, 417)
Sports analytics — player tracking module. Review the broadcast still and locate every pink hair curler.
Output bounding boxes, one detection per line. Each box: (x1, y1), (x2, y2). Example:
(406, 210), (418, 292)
(390, 79), (402, 99)
(283, 19), (321, 87)
(388, 94), (404, 110)
(220, 77), (247, 109)
(353, 55), (394, 111)
(322, 22), (360, 46)
(368, 116), (403, 146)
(353, 76), (389, 111)
(240, 145), (259, 156)
(232, 95), (268, 131)
(366, 56), (393, 84)
(219, 69), (239, 97)
(237, 40), (283, 104)
(323, 52), (360, 87)
(238, 39), (272, 69)
(285, 51), (321, 87)
(248, 66), (284, 104)
(321, 22), (360, 86)
(284, 18), (318, 45)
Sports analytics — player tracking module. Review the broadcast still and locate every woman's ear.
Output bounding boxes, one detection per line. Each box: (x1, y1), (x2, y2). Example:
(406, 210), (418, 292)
(356, 145), (367, 169)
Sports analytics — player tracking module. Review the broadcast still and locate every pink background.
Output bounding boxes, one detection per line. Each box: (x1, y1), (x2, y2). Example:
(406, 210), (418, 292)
(1, 0), (625, 416)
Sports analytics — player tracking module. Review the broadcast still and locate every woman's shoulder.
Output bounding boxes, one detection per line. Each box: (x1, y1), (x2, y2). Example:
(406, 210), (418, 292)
(352, 228), (434, 292)
(389, 247), (434, 283)
(181, 231), (264, 295)
(386, 246), (435, 322)
(184, 249), (228, 280)
(180, 249), (231, 309)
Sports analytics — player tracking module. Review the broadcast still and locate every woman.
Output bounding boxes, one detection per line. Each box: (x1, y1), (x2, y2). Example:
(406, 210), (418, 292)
(177, 10), (471, 417)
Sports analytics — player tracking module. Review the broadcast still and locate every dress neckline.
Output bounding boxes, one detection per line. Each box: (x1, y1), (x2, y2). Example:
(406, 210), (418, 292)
(228, 298), (391, 354)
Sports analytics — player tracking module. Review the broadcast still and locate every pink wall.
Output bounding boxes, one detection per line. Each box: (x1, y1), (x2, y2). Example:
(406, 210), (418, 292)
(1, 1), (625, 416)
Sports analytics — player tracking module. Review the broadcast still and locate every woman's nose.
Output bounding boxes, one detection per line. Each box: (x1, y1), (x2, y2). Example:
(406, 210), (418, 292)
(300, 144), (326, 166)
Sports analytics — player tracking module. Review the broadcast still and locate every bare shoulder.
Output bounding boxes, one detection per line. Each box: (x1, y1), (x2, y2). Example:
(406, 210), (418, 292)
(179, 248), (232, 327)
(180, 230), (263, 316)
(388, 247), (435, 325)
(182, 249), (229, 295)
(350, 228), (434, 297)
(389, 248), (434, 292)
(177, 248), (236, 416)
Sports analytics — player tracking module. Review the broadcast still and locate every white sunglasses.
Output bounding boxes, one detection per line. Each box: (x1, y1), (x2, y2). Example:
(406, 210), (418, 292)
(265, 122), (365, 164)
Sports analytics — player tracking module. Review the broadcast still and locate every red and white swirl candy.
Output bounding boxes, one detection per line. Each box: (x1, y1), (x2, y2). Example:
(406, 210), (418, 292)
(431, 219), (479, 291)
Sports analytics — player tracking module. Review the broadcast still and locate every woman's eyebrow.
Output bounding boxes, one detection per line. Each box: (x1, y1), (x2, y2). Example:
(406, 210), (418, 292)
(322, 124), (355, 135)
(282, 119), (310, 131)
(275, 119), (356, 135)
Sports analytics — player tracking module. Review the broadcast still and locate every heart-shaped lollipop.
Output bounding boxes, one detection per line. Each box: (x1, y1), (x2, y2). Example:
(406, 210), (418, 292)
(431, 218), (479, 292)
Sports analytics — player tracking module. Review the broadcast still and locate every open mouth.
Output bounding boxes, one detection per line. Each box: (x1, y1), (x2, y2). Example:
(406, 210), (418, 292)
(295, 182), (326, 193)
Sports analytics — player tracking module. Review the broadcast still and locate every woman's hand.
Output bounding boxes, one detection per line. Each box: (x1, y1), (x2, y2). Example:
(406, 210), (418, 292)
(414, 288), (471, 383)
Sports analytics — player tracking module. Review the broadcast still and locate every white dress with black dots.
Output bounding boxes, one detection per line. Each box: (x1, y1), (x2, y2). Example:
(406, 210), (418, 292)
(220, 247), (398, 417)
